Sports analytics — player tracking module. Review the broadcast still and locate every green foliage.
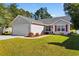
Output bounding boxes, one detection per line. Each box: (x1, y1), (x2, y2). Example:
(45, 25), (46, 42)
(0, 16), (5, 27)
(35, 7), (52, 20)
(0, 4), (53, 27)
(8, 3), (18, 18)
(64, 3), (79, 29)
(63, 34), (79, 50)
(0, 3), (32, 27)
(16, 8), (32, 17)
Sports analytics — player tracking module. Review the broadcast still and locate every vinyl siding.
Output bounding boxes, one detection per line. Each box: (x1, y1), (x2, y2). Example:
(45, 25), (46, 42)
(31, 24), (44, 35)
(12, 24), (30, 36)
(12, 16), (31, 36)
(53, 20), (70, 34)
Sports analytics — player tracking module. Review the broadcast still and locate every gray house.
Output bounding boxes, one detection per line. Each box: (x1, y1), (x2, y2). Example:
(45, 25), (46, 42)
(12, 15), (71, 36)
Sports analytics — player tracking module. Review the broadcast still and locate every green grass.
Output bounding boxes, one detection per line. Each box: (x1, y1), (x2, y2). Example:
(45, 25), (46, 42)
(0, 35), (79, 56)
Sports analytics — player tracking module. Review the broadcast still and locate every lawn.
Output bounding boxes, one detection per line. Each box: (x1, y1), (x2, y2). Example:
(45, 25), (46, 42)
(0, 35), (79, 56)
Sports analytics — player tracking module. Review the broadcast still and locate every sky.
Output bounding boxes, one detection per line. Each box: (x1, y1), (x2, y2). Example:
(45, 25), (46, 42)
(17, 3), (65, 17)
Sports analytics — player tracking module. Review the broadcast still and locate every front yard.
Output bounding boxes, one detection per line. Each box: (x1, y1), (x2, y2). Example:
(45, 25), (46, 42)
(0, 35), (79, 56)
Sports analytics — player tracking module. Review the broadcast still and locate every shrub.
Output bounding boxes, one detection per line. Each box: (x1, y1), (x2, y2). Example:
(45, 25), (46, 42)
(70, 29), (76, 33)
(41, 33), (44, 35)
(69, 32), (76, 36)
(28, 32), (34, 37)
(35, 33), (39, 36)
(60, 32), (64, 35)
(63, 34), (79, 50)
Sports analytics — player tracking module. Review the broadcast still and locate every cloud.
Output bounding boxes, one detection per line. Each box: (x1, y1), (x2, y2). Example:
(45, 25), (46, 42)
(51, 14), (56, 17)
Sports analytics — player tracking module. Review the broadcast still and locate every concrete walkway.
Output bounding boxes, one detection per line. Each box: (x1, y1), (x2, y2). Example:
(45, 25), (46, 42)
(0, 35), (17, 40)
(0, 35), (49, 40)
(18, 35), (49, 39)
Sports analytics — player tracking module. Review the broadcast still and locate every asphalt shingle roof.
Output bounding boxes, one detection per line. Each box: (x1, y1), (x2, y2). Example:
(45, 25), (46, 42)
(18, 15), (71, 25)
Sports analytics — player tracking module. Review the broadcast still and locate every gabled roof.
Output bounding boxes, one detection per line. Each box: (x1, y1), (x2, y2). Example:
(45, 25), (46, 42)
(38, 16), (71, 24)
(13, 15), (71, 26)
(19, 15), (45, 25)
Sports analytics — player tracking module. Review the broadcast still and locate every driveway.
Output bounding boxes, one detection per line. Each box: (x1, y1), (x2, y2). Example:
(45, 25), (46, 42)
(0, 35), (49, 40)
(0, 35), (17, 40)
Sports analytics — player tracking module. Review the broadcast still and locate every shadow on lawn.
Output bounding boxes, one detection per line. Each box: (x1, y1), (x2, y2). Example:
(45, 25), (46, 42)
(48, 34), (79, 50)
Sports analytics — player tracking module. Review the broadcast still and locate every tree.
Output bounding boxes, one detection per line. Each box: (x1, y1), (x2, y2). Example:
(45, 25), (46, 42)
(35, 7), (52, 20)
(0, 16), (5, 27)
(0, 4), (8, 27)
(8, 3), (18, 18)
(0, 3), (33, 28)
(64, 3), (79, 29)
(0, 4), (15, 27)
(17, 8), (32, 17)
(2, 3), (32, 27)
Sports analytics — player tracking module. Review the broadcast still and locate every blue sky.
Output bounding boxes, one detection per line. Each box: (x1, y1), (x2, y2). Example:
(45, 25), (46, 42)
(17, 3), (65, 17)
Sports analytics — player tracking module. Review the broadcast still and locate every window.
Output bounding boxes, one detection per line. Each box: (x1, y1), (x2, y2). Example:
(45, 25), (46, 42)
(57, 26), (60, 31)
(45, 26), (51, 31)
(61, 26), (65, 31)
(62, 28), (65, 31)
(56, 25), (65, 31)
(49, 26), (51, 31)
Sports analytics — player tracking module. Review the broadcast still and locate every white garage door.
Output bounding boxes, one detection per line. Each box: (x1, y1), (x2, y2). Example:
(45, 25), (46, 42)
(13, 24), (30, 36)
(31, 24), (44, 35)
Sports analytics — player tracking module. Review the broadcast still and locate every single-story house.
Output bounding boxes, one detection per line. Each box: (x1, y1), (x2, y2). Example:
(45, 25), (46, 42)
(12, 15), (71, 36)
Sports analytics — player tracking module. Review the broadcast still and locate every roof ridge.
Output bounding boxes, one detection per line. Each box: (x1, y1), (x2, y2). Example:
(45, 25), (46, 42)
(15, 15), (71, 25)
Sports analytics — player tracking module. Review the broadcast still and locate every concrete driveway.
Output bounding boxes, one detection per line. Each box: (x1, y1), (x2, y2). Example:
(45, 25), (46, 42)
(0, 35), (49, 40)
(0, 35), (17, 40)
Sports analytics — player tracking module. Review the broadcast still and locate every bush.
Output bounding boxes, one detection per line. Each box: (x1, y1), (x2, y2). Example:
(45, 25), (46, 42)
(70, 29), (76, 33)
(69, 32), (76, 36)
(41, 33), (44, 35)
(28, 32), (34, 37)
(63, 34), (79, 50)
(35, 33), (39, 36)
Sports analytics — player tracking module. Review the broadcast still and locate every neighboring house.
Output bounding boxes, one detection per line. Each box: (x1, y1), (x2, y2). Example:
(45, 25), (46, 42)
(12, 15), (71, 36)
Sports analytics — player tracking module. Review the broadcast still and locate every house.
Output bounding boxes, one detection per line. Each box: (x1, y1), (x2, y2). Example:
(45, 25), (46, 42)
(12, 15), (71, 36)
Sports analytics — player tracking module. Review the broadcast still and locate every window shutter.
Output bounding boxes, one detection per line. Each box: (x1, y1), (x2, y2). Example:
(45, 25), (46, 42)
(55, 25), (57, 31)
(52, 26), (53, 28)
(66, 25), (68, 32)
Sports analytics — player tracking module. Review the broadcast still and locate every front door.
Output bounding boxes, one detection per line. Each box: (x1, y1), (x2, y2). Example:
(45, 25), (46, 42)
(44, 26), (53, 34)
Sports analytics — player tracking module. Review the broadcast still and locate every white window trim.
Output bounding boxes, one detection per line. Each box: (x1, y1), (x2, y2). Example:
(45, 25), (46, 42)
(56, 25), (66, 32)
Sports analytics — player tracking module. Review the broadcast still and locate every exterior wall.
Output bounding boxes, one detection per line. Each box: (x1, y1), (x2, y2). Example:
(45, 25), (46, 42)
(12, 16), (30, 25)
(12, 24), (30, 36)
(68, 24), (70, 33)
(53, 20), (70, 34)
(12, 16), (31, 36)
(55, 20), (70, 24)
(31, 24), (44, 35)
(52, 25), (55, 34)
